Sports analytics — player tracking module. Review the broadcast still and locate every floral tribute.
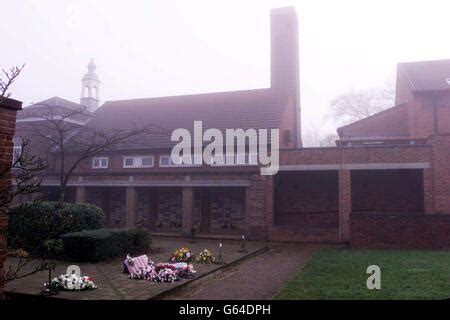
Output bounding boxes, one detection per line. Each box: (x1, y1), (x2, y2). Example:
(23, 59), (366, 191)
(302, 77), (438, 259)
(124, 254), (196, 283)
(196, 249), (216, 264)
(129, 263), (187, 282)
(170, 247), (194, 263)
(49, 273), (98, 291)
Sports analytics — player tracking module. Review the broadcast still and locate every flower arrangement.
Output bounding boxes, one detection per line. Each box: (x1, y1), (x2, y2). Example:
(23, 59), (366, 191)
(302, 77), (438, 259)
(170, 247), (193, 263)
(196, 249), (216, 264)
(47, 273), (98, 291)
(126, 256), (197, 283)
(129, 263), (179, 282)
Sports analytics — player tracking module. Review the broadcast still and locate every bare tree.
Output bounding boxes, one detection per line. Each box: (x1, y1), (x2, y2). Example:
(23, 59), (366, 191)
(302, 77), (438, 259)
(4, 258), (55, 285)
(303, 124), (339, 147)
(1, 65), (50, 288)
(25, 105), (168, 204)
(0, 138), (47, 215)
(1, 65), (46, 214)
(0, 64), (25, 103)
(319, 134), (339, 147)
(329, 81), (395, 125)
(302, 124), (323, 147)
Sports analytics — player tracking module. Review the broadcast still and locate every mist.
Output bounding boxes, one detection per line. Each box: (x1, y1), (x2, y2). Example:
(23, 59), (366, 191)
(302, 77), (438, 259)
(2, 0), (450, 144)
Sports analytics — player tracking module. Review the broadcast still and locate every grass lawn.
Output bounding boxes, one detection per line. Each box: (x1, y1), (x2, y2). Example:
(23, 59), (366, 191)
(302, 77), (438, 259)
(275, 248), (450, 300)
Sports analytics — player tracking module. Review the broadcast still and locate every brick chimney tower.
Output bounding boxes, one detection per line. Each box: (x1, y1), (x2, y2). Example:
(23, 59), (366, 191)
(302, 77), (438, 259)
(270, 7), (302, 147)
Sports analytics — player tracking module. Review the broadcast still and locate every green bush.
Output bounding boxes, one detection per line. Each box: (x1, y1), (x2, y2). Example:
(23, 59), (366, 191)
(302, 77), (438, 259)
(127, 228), (152, 252)
(8, 201), (105, 253)
(44, 239), (64, 258)
(61, 229), (151, 262)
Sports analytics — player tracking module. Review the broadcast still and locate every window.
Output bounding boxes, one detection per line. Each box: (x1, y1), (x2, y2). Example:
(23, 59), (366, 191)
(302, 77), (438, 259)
(159, 155), (201, 167)
(141, 157), (153, 166)
(212, 153), (258, 166)
(92, 157), (108, 169)
(12, 137), (22, 165)
(124, 158), (135, 167)
(159, 155), (172, 167)
(123, 156), (154, 168)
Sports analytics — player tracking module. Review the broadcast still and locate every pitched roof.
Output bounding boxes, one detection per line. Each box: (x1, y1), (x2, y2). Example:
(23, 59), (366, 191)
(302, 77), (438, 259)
(89, 88), (292, 149)
(337, 103), (409, 139)
(17, 96), (94, 123)
(398, 59), (450, 92)
(23, 96), (89, 111)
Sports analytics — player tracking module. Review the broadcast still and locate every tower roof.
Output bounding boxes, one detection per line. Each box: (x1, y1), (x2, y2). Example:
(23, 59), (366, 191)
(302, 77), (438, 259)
(82, 58), (100, 82)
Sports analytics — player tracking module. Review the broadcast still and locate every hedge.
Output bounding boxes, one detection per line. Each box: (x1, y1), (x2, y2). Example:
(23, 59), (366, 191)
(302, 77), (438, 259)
(61, 229), (151, 262)
(8, 201), (105, 253)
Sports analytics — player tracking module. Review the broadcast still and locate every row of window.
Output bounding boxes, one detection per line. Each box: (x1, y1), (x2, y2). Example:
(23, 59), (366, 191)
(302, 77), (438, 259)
(92, 154), (258, 169)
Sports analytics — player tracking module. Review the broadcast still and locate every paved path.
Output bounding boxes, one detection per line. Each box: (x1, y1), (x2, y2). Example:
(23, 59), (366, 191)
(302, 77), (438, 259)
(166, 243), (322, 300)
(5, 237), (266, 300)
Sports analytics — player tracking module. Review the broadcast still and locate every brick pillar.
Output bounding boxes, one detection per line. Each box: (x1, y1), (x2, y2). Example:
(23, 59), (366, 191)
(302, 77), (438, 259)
(75, 186), (86, 203)
(244, 186), (251, 236)
(423, 168), (434, 214)
(265, 175), (274, 235)
(0, 98), (22, 299)
(182, 187), (194, 235)
(125, 186), (137, 228)
(428, 135), (450, 214)
(246, 175), (268, 241)
(339, 169), (352, 242)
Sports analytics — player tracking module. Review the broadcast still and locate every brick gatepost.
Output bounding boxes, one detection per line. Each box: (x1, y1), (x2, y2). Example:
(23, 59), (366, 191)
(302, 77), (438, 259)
(338, 169), (351, 242)
(0, 97), (22, 299)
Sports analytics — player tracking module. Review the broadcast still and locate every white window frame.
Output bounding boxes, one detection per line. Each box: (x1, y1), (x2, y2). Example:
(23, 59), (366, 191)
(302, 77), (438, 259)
(140, 156), (155, 167)
(211, 153), (258, 166)
(159, 155), (174, 167)
(159, 154), (201, 167)
(92, 157), (108, 169)
(123, 155), (154, 168)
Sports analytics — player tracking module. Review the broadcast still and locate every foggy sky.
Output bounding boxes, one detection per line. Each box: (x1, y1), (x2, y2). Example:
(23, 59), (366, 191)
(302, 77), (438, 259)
(2, 0), (450, 141)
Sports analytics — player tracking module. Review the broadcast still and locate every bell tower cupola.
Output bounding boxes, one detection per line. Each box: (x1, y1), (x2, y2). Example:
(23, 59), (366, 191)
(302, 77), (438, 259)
(80, 59), (100, 112)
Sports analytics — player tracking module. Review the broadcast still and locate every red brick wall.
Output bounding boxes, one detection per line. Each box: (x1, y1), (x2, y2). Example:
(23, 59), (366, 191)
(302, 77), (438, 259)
(435, 93), (450, 134)
(351, 213), (450, 249)
(0, 98), (22, 299)
(407, 92), (450, 138)
(269, 225), (340, 243)
(274, 212), (338, 228)
(280, 145), (432, 165)
(278, 94), (298, 148)
(428, 134), (450, 214)
(246, 175), (271, 240)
